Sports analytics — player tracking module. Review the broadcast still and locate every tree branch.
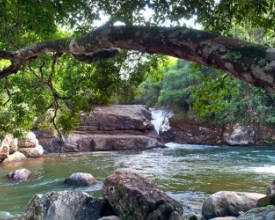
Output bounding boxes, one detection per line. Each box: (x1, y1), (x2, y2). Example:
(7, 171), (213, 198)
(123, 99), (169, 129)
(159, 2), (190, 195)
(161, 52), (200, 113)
(0, 25), (275, 92)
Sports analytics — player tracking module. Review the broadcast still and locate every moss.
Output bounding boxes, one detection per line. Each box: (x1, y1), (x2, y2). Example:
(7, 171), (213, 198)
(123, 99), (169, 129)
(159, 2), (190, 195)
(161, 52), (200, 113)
(257, 199), (270, 207)
(178, 29), (218, 44)
(225, 51), (242, 61)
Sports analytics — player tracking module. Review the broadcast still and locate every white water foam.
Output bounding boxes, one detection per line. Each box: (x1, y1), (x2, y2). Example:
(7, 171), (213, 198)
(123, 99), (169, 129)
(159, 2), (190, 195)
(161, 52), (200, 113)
(150, 108), (173, 134)
(151, 109), (165, 134)
(251, 166), (275, 174)
(165, 142), (218, 150)
(0, 211), (13, 219)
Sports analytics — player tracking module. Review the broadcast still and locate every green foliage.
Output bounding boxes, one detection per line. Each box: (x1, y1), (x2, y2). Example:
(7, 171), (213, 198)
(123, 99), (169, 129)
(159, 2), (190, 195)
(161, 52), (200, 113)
(135, 59), (275, 126)
(158, 60), (199, 110)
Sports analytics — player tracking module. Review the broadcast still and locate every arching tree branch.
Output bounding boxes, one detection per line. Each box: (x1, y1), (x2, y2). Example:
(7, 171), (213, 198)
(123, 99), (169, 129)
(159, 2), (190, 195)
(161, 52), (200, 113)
(1, 25), (275, 92)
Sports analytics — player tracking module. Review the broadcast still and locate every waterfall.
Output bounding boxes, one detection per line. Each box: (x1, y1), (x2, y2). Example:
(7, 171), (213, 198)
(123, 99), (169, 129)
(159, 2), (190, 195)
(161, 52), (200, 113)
(150, 108), (173, 134)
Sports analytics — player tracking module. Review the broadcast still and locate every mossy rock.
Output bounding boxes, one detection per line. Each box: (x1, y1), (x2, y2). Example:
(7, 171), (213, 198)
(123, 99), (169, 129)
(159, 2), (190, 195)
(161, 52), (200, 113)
(257, 194), (275, 207)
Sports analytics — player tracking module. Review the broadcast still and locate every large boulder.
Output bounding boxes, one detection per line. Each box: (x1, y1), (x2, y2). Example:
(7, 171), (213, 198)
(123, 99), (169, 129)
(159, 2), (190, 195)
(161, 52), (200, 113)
(161, 118), (275, 146)
(77, 105), (153, 132)
(19, 144), (44, 157)
(7, 168), (31, 181)
(0, 145), (9, 160)
(102, 170), (183, 220)
(61, 134), (163, 152)
(64, 172), (98, 186)
(33, 130), (62, 153)
(2, 151), (27, 163)
(202, 191), (265, 219)
(18, 131), (38, 148)
(235, 205), (275, 220)
(0, 134), (16, 160)
(223, 124), (255, 145)
(23, 191), (110, 220)
(161, 121), (224, 145)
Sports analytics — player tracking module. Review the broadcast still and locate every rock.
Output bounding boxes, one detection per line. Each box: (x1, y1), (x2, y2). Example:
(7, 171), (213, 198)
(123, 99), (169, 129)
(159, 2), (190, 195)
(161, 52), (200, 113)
(102, 170), (183, 220)
(223, 124), (255, 145)
(161, 121), (224, 145)
(2, 151), (27, 163)
(0, 145), (9, 160)
(202, 191), (265, 219)
(185, 212), (201, 220)
(209, 217), (236, 220)
(34, 105), (164, 153)
(266, 180), (275, 195)
(0, 134), (18, 156)
(78, 105), (153, 132)
(7, 168), (31, 181)
(18, 132), (38, 148)
(64, 172), (98, 186)
(97, 216), (121, 220)
(161, 119), (275, 146)
(235, 205), (275, 220)
(0, 134), (15, 160)
(19, 144), (43, 157)
(33, 130), (62, 153)
(23, 191), (108, 220)
(9, 138), (18, 154)
(257, 193), (275, 207)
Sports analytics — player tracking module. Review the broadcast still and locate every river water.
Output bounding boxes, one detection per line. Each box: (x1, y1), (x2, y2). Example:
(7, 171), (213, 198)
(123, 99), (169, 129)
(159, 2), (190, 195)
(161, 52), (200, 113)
(0, 143), (275, 218)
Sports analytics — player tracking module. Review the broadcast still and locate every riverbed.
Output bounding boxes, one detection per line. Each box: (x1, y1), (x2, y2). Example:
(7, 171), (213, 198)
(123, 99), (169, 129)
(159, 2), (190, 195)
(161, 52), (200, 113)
(0, 143), (274, 218)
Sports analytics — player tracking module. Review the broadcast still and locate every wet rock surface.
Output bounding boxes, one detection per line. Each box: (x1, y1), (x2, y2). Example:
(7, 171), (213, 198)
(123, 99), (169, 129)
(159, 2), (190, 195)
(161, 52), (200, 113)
(102, 169), (183, 220)
(235, 205), (275, 220)
(202, 191), (265, 219)
(35, 105), (164, 153)
(23, 191), (109, 220)
(161, 119), (275, 146)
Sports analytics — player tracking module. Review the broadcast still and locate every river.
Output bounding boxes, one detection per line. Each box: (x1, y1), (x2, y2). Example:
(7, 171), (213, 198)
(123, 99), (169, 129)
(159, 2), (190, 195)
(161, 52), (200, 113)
(0, 143), (275, 218)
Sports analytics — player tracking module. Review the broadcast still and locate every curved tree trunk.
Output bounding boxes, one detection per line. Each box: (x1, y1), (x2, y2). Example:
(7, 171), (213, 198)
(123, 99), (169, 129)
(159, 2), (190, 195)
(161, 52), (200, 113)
(1, 25), (275, 92)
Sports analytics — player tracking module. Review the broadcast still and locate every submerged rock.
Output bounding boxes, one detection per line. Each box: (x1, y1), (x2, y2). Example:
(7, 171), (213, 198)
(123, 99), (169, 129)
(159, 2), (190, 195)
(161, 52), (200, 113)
(2, 151), (27, 163)
(235, 205), (275, 220)
(7, 168), (31, 181)
(202, 191), (265, 219)
(64, 172), (98, 186)
(102, 169), (183, 220)
(19, 144), (43, 157)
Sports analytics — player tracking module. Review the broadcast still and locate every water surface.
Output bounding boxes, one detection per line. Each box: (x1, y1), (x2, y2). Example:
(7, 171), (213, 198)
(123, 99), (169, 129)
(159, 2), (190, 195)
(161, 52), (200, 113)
(0, 143), (274, 217)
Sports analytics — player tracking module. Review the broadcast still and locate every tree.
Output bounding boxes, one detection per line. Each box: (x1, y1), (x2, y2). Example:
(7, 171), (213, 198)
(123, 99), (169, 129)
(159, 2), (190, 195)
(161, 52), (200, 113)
(1, 0), (275, 135)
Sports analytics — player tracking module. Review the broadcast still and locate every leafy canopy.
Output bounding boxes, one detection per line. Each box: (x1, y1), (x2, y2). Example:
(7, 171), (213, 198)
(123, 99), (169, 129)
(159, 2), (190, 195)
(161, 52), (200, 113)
(0, 0), (275, 136)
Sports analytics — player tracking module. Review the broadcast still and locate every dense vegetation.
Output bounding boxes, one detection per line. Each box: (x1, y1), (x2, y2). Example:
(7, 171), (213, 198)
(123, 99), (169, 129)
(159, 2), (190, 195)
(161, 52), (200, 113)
(1, 0), (275, 136)
(135, 58), (275, 126)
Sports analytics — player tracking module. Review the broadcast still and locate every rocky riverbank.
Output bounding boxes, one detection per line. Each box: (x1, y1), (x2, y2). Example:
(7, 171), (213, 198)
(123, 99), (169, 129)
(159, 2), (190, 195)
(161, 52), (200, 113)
(2, 169), (275, 220)
(156, 108), (275, 146)
(34, 105), (164, 154)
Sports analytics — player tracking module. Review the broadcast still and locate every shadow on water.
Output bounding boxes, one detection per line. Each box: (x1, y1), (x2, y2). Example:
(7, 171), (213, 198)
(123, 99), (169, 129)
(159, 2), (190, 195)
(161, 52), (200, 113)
(1, 143), (275, 216)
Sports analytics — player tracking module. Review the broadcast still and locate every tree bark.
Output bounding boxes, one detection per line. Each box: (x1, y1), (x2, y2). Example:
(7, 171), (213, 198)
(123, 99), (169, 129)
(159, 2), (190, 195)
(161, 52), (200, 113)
(1, 25), (275, 92)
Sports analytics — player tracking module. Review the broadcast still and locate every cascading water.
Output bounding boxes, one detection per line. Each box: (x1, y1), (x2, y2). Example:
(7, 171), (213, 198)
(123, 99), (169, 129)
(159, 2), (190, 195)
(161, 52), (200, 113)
(150, 108), (173, 134)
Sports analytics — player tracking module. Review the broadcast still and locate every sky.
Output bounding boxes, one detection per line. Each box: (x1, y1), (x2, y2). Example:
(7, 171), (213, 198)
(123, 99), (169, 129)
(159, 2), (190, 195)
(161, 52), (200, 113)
(93, 7), (202, 30)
